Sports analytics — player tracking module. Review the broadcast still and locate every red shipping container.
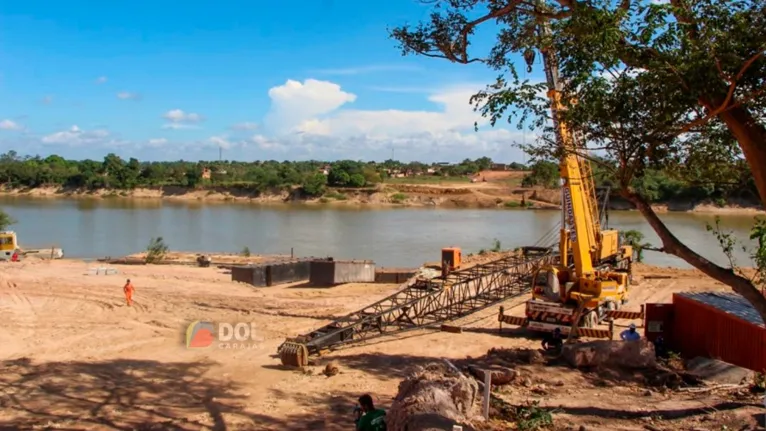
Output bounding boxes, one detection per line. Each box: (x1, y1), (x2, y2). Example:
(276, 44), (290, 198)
(672, 292), (766, 372)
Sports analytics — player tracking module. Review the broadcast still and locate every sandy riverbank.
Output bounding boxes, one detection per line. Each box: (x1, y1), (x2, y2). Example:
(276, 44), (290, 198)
(0, 254), (760, 430)
(1, 173), (763, 215)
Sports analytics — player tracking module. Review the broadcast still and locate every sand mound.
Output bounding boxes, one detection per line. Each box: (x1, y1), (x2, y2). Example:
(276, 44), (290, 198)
(562, 339), (657, 369)
(387, 362), (482, 431)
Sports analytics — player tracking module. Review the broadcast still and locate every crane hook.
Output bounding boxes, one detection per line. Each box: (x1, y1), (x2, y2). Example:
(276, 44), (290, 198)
(523, 48), (536, 74)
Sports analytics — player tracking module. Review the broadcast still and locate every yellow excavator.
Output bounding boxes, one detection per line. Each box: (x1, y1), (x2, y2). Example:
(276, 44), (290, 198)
(522, 36), (633, 334)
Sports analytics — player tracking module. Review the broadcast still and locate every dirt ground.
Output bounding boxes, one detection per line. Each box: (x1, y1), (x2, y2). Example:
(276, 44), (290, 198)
(0, 258), (763, 430)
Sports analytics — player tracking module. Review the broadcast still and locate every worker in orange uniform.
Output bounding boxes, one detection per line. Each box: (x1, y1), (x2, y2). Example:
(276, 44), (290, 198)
(123, 279), (135, 306)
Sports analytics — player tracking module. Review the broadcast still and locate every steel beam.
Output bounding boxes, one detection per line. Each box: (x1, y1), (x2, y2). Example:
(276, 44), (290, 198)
(280, 252), (556, 357)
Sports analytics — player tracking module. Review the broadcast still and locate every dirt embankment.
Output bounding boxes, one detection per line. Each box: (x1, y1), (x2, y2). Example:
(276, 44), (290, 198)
(1, 171), (762, 214)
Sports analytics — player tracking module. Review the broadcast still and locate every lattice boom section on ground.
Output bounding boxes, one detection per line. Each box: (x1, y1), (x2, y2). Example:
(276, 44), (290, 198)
(280, 252), (557, 358)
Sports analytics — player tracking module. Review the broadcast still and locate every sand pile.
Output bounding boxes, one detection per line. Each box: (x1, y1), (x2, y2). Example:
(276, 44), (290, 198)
(387, 362), (483, 431)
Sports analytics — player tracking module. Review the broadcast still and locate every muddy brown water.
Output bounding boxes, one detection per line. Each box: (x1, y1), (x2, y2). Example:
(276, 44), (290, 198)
(1, 195), (760, 268)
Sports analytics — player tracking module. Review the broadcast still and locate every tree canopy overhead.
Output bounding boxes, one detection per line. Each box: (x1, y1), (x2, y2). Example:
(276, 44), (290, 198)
(390, 0), (764, 185)
(389, 0), (766, 318)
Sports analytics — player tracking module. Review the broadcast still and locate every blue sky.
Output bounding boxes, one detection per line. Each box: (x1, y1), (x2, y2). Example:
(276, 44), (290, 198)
(0, 0), (537, 163)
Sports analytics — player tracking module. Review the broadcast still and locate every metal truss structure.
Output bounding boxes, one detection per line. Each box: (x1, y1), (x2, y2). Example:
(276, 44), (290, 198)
(278, 249), (557, 366)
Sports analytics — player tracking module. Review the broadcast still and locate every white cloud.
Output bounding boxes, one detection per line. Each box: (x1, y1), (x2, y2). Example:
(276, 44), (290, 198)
(163, 109), (203, 123)
(148, 138), (168, 146)
(252, 78), (527, 161)
(230, 122), (258, 131)
(95, 76), (108, 84)
(209, 136), (232, 150)
(22, 77), (530, 162)
(162, 123), (199, 130)
(41, 125), (115, 147)
(162, 109), (203, 130)
(264, 79), (356, 132)
(116, 91), (141, 100)
(265, 78), (488, 138)
(0, 119), (21, 130)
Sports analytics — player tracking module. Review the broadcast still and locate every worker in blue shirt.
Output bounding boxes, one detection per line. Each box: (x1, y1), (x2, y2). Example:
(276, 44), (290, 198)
(620, 323), (641, 341)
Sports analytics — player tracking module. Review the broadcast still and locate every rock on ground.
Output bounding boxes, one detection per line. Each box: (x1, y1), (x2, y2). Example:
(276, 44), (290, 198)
(467, 365), (518, 386)
(562, 339), (657, 369)
(387, 362), (483, 431)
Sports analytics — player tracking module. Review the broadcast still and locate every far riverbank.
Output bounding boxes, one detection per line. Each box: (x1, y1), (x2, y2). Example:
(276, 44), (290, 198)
(0, 185), (763, 215)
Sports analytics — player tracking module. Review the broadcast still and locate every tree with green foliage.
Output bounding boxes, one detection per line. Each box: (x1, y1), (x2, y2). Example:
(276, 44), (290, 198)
(389, 0), (766, 320)
(0, 209), (16, 231)
(521, 161), (559, 188)
(145, 237), (168, 264)
(301, 173), (328, 197)
(0, 150), (753, 205)
(348, 173), (366, 188)
(619, 230), (651, 263)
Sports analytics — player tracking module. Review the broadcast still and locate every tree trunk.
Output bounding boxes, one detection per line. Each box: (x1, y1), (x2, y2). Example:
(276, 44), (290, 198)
(717, 105), (766, 207)
(621, 189), (766, 323)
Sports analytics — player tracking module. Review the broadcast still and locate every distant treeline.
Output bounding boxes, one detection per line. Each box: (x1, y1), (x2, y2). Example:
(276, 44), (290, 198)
(0, 151), (754, 204)
(521, 159), (759, 205)
(0, 151), (521, 197)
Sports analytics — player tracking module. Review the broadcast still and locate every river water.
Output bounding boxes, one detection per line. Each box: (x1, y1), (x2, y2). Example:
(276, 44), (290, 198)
(1, 196), (761, 269)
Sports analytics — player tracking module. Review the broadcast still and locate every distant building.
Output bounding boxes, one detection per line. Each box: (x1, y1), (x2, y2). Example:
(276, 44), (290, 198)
(491, 163), (508, 171)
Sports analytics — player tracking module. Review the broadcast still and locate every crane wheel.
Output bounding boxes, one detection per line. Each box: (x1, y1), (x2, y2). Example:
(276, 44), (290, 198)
(581, 312), (599, 329)
(278, 341), (309, 368)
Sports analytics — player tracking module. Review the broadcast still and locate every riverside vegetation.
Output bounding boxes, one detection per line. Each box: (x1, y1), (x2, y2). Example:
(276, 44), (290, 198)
(0, 151), (759, 208)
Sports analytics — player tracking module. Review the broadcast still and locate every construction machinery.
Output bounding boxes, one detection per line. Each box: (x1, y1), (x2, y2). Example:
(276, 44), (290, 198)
(0, 231), (20, 260)
(278, 249), (556, 367)
(521, 30), (633, 335)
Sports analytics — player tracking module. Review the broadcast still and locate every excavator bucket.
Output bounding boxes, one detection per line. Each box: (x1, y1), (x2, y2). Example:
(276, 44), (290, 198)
(279, 341), (309, 367)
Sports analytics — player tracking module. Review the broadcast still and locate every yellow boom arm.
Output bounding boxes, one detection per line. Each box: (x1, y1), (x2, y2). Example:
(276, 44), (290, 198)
(542, 54), (602, 279)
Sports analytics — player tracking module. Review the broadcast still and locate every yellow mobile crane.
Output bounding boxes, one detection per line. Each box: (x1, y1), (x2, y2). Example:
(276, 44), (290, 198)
(522, 38), (633, 334)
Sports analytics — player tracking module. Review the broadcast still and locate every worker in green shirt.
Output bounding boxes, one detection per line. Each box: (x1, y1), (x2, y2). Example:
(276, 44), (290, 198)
(354, 394), (386, 431)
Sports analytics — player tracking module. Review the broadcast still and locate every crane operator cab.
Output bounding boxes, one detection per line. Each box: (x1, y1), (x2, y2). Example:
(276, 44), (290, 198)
(532, 265), (573, 304)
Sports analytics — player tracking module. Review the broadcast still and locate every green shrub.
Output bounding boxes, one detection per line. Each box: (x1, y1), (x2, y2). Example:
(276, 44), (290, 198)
(391, 193), (407, 203)
(145, 237), (169, 264)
